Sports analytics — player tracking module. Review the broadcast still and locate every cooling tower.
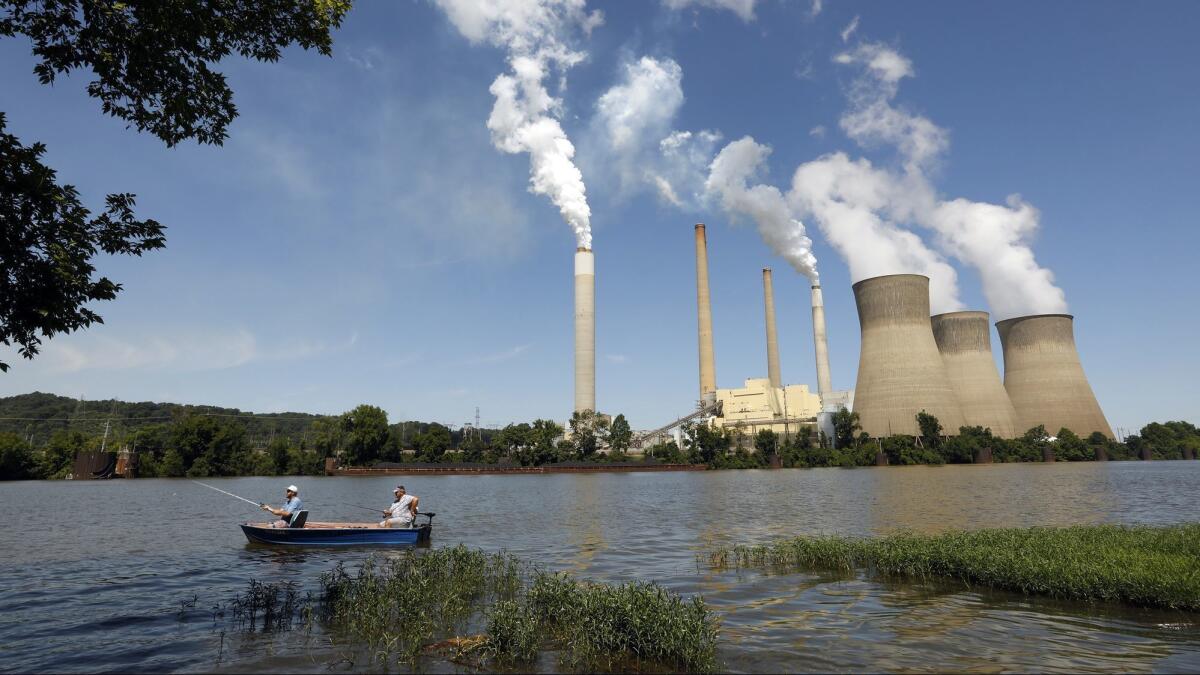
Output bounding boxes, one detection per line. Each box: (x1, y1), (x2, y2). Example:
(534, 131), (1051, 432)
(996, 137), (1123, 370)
(996, 314), (1112, 439)
(931, 311), (1018, 438)
(810, 285), (833, 406)
(853, 274), (965, 437)
(695, 224), (717, 405)
(762, 268), (782, 389)
(574, 247), (595, 413)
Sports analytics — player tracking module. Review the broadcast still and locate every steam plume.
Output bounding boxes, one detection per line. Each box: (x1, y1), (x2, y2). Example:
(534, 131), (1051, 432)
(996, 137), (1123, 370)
(827, 39), (1067, 319)
(436, 0), (602, 248)
(706, 137), (819, 283)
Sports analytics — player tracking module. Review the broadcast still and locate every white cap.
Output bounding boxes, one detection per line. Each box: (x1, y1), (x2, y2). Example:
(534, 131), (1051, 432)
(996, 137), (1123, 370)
(286, 485), (299, 493)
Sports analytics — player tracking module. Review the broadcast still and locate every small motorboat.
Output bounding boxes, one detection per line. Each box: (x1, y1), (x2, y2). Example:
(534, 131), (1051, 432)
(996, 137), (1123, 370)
(240, 511), (434, 546)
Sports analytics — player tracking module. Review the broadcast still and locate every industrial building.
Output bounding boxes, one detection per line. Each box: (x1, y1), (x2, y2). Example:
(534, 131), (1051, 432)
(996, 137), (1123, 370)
(716, 378), (822, 438)
(690, 225), (848, 441)
(932, 311), (1019, 438)
(997, 314), (1113, 439)
(852, 274), (965, 438)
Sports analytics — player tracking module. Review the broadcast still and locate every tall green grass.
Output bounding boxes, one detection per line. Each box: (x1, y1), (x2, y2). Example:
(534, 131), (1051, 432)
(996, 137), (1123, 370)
(220, 545), (718, 671)
(709, 524), (1200, 611)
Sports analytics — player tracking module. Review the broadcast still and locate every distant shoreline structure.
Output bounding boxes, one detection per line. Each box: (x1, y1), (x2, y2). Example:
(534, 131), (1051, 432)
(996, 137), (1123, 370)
(324, 458), (706, 477)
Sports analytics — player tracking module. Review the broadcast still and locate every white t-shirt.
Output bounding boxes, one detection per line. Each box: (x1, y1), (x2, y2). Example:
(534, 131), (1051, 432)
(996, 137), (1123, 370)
(388, 495), (415, 521)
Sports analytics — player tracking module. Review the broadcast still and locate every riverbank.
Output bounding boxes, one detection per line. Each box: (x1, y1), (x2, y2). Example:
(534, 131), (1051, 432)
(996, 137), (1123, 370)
(324, 459), (707, 476)
(709, 524), (1200, 611)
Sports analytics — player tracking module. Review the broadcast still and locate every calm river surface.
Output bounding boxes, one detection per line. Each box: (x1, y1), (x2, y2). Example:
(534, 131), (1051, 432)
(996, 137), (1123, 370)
(2, 462), (1199, 672)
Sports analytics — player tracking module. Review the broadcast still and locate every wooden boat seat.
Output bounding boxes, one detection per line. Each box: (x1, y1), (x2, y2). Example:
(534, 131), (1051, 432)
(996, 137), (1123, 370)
(289, 510), (309, 528)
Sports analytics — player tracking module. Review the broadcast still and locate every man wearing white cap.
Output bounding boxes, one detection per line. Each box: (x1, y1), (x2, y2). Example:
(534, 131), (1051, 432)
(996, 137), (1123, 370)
(379, 485), (418, 528)
(262, 485), (303, 528)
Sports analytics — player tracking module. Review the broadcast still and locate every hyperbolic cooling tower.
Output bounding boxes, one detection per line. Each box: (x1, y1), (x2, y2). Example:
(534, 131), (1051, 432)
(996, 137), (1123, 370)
(695, 224), (717, 405)
(762, 268), (782, 389)
(996, 314), (1113, 439)
(810, 285), (833, 406)
(853, 274), (965, 437)
(931, 311), (1018, 438)
(574, 247), (595, 413)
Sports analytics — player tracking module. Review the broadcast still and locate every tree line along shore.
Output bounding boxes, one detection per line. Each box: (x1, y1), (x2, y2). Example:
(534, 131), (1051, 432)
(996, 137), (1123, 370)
(0, 392), (1197, 480)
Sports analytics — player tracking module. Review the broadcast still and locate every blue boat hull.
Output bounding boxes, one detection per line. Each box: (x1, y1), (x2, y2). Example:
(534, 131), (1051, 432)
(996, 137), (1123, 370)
(241, 523), (432, 546)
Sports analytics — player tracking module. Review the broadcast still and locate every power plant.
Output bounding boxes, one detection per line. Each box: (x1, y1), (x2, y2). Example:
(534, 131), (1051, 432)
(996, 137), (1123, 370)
(931, 311), (1018, 438)
(852, 274), (965, 438)
(996, 314), (1113, 439)
(574, 246), (595, 413)
(626, 225), (1110, 451)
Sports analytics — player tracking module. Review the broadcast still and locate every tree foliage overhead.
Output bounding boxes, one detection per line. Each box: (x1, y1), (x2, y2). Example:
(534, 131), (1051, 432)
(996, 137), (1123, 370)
(0, 116), (165, 371)
(1, 0), (351, 146)
(0, 0), (350, 371)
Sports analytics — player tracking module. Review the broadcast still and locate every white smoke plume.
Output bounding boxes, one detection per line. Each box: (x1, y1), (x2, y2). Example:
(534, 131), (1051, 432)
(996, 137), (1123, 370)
(825, 40), (1067, 318)
(706, 137), (820, 283)
(787, 152), (962, 312)
(436, 0), (602, 249)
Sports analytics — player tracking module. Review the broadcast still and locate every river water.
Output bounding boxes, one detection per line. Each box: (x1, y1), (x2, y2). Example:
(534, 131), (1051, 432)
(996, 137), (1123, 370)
(1, 462), (1198, 672)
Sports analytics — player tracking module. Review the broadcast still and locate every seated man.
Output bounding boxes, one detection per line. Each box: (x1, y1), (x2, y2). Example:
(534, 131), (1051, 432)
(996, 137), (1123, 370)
(379, 485), (418, 528)
(261, 484), (303, 528)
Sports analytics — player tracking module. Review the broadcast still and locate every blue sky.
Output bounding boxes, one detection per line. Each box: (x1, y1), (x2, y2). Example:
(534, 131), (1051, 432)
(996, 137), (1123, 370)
(1, 0), (1197, 434)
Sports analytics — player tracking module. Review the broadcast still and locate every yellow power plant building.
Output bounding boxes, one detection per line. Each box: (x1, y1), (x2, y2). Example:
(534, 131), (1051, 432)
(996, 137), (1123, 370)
(712, 378), (822, 438)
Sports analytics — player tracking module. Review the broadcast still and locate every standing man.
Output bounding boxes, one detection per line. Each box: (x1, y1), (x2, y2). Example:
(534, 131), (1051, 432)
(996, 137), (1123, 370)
(262, 484), (303, 528)
(380, 485), (418, 528)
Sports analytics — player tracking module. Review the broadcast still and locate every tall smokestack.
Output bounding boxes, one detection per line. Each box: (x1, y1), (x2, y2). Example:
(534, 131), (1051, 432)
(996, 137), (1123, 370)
(695, 224), (717, 405)
(810, 285), (833, 405)
(996, 314), (1112, 439)
(932, 311), (1018, 438)
(852, 274), (965, 437)
(762, 268), (782, 389)
(574, 247), (595, 413)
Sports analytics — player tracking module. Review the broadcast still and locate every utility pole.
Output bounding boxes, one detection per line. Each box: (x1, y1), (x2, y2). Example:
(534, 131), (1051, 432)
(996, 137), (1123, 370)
(100, 419), (111, 453)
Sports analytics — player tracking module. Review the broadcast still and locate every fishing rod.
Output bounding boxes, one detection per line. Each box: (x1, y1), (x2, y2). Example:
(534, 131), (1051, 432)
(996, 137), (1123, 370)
(344, 502), (386, 514)
(191, 480), (264, 509)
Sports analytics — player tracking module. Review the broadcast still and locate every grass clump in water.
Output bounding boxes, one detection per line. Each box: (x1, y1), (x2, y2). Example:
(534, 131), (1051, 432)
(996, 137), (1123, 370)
(271, 544), (718, 671)
(709, 523), (1200, 611)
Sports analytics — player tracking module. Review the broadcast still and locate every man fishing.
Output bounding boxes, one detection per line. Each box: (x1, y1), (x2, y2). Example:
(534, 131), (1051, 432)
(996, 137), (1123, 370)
(379, 485), (418, 528)
(261, 484), (303, 528)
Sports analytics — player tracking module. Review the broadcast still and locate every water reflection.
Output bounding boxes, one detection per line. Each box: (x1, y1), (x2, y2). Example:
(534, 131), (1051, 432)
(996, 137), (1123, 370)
(866, 464), (1113, 534)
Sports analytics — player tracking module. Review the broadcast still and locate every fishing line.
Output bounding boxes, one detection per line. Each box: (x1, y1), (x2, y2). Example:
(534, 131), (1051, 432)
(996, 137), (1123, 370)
(191, 480), (263, 508)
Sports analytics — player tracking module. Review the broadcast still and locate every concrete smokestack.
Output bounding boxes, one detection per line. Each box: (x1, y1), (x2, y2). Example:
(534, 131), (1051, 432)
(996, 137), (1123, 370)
(931, 311), (1018, 438)
(694, 224), (717, 404)
(810, 285), (833, 405)
(852, 274), (965, 437)
(574, 247), (595, 413)
(762, 268), (782, 389)
(996, 314), (1112, 439)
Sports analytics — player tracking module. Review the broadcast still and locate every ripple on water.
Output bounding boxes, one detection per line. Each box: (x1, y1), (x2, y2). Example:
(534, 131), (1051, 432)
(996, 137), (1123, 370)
(0, 464), (1198, 672)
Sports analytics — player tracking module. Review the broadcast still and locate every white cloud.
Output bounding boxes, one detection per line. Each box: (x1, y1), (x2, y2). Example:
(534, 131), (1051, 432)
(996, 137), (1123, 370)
(12, 328), (359, 375)
(587, 56), (721, 210)
(835, 42), (947, 170)
(606, 354), (629, 364)
(840, 15), (859, 42)
(661, 0), (758, 21)
(810, 0), (823, 18)
(809, 125), (826, 138)
(459, 344), (532, 365)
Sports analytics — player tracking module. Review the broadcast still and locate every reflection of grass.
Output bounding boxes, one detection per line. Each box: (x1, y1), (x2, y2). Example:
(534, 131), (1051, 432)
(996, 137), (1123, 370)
(219, 545), (718, 671)
(708, 524), (1200, 611)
